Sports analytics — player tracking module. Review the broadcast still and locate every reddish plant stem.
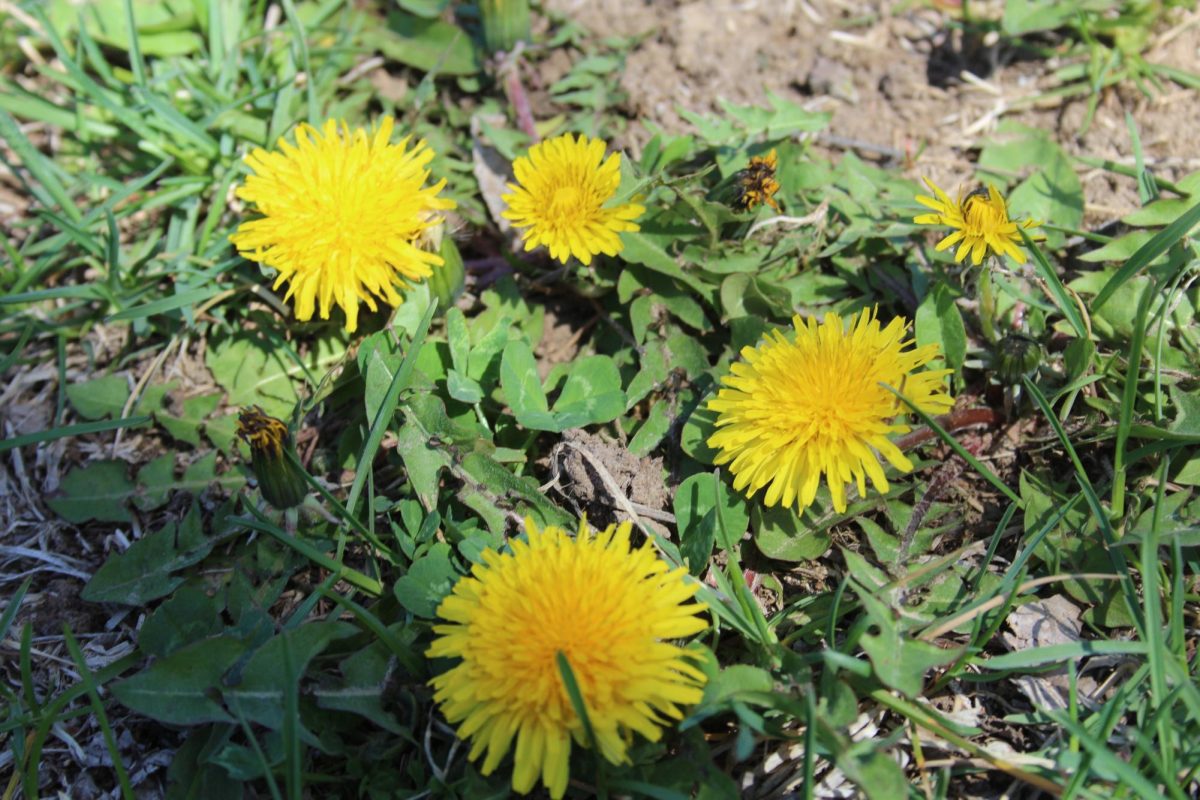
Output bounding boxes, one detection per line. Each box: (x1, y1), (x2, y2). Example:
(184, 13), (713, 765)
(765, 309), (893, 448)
(895, 407), (1002, 452)
(502, 60), (538, 140)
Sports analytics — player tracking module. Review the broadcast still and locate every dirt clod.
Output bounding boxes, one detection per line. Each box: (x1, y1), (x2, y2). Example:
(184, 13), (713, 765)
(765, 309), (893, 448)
(550, 429), (669, 527)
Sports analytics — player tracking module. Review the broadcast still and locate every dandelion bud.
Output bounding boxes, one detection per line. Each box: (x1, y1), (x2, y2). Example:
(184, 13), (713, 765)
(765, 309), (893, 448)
(236, 407), (308, 509)
(994, 334), (1043, 385)
(480, 0), (531, 54)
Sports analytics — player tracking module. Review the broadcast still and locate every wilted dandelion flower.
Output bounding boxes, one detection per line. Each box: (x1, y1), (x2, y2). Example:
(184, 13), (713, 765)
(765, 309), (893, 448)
(914, 178), (1041, 266)
(708, 308), (954, 514)
(427, 517), (708, 799)
(501, 133), (644, 265)
(236, 406), (308, 509)
(230, 117), (456, 332)
(733, 149), (781, 212)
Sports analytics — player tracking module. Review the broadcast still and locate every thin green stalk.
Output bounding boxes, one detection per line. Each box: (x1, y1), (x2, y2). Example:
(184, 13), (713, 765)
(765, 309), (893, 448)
(1144, 455), (1171, 779)
(712, 471), (776, 654)
(886, 385), (1020, 505)
(1112, 279), (1155, 520)
(346, 301), (437, 515)
(62, 627), (135, 800)
(241, 506), (383, 596)
(229, 697), (285, 800)
(1022, 378), (1146, 638)
(279, 0), (319, 124)
(557, 653), (606, 799)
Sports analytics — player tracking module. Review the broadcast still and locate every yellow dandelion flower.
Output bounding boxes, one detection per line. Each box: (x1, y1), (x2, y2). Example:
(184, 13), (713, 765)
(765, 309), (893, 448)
(501, 133), (644, 265)
(914, 178), (1042, 266)
(230, 117), (456, 332)
(427, 517), (709, 799)
(708, 308), (954, 514)
(734, 149), (781, 213)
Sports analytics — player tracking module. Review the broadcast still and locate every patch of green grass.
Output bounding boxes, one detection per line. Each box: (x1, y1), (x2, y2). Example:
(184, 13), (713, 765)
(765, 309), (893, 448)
(2, 0), (1199, 798)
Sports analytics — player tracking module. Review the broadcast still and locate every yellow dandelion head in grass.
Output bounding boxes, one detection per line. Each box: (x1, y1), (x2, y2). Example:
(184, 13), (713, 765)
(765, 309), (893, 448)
(501, 133), (644, 265)
(708, 308), (954, 514)
(914, 178), (1042, 266)
(230, 117), (456, 333)
(427, 517), (709, 799)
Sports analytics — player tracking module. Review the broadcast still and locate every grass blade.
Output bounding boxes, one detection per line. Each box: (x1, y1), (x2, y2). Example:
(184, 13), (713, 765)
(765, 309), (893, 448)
(1046, 710), (1170, 799)
(1091, 199), (1200, 311)
(0, 579), (33, 643)
(0, 416), (151, 453)
(978, 640), (1147, 670)
(346, 300), (437, 515)
(62, 627), (135, 800)
(0, 109), (82, 223)
(240, 506), (383, 596)
(1022, 377), (1145, 638)
(557, 651), (606, 797)
(886, 386), (1020, 505)
(1020, 230), (1088, 340)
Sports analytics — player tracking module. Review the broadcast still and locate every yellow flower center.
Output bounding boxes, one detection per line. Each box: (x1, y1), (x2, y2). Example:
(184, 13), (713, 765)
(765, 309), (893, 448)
(549, 184), (585, 221)
(962, 192), (1007, 234)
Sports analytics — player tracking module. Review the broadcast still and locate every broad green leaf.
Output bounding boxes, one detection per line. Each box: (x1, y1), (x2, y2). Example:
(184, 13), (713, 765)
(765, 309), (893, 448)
(856, 583), (960, 697)
(460, 452), (573, 528)
(359, 330), (404, 423)
(680, 403), (719, 465)
(181, 451), (244, 494)
(446, 306), (471, 374)
(1078, 230), (1158, 264)
(753, 504), (830, 562)
(396, 0), (451, 20)
(49, 461), (134, 523)
(315, 642), (412, 735)
(836, 749), (908, 800)
(915, 282), (966, 371)
(395, 413), (452, 509)
(625, 342), (669, 409)
(66, 374), (130, 420)
(158, 392), (221, 447)
(447, 368), (484, 404)
(1002, 0), (1104, 36)
(674, 473), (749, 574)
(111, 636), (246, 725)
(71, 0), (204, 56)
(134, 453), (176, 511)
(978, 122), (1083, 242)
(701, 664), (775, 704)
(138, 585), (223, 658)
(369, 11), (481, 76)
(719, 90), (830, 139)
(393, 542), (459, 618)
(500, 338), (555, 430)
(1169, 385), (1200, 436)
(720, 273), (791, 320)
(628, 402), (671, 457)
(621, 226), (717, 305)
(82, 508), (215, 605)
(224, 622), (357, 731)
(550, 356), (627, 430)
(206, 332), (345, 419)
(1092, 199), (1200, 310)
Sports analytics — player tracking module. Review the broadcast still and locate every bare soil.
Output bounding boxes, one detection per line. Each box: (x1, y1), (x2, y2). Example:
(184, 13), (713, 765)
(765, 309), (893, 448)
(546, 0), (1200, 225)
